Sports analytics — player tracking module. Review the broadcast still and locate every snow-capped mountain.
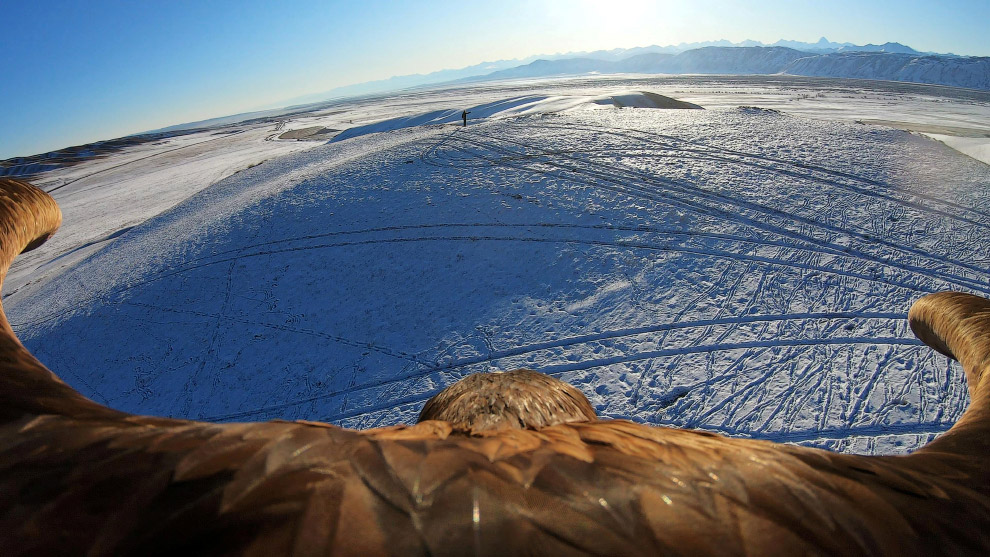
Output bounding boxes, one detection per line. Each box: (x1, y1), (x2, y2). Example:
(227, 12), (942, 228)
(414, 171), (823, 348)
(472, 47), (809, 81)
(784, 52), (990, 90)
(770, 37), (853, 52)
(465, 47), (990, 91)
(655, 46), (808, 74)
(278, 39), (958, 106)
(836, 42), (919, 54)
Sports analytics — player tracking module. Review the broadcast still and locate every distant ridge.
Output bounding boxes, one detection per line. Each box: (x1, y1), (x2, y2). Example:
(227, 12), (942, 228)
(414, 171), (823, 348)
(837, 42), (918, 54)
(281, 38), (967, 104)
(786, 52), (990, 89)
(461, 46), (990, 92)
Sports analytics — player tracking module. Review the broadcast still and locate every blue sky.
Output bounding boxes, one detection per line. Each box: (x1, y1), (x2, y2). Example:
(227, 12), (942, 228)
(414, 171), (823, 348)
(1, 0), (987, 159)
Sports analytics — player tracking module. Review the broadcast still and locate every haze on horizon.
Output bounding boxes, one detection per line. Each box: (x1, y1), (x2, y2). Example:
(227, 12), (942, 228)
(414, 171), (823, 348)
(2, 0), (988, 160)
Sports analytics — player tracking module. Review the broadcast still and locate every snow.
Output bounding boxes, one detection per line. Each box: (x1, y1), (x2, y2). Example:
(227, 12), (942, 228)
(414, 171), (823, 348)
(330, 92), (699, 143)
(922, 134), (990, 166)
(6, 76), (990, 457)
(464, 47), (990, 91)
(783, 53), (990, 91)
(5, 126), (324, 302)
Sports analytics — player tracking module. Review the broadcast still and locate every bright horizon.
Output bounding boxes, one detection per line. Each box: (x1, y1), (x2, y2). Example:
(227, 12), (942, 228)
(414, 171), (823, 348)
(2, 0), (988, 160)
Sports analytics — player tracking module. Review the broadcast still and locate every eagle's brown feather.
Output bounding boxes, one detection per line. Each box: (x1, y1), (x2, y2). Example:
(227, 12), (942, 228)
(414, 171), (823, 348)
(417, 368), (598, 432)
(2, 177), (990, 555)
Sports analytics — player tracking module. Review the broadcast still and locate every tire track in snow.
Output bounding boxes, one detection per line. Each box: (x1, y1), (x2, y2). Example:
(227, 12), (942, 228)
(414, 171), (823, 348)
(448, 126), (989, 275)
(200, 313), (910, 421)
(12, 231), (935, 330)
(846, 344), (898, 426)
(746, 358), (826, 433)
(15, 221), (881, 328)
(156, 222), (828, 270)
(124, 235), (940, 294)
(293, 337), (923, 425)
(690, 345), (780, 428)
(458, 127), (990, 273)
(537, 336), (921, 379)
(431, 129), (990, 293)
(742, 421), (952, 445)
(517, 120), (990, 225)
(633, 261), (740, 407)
(124, 302), (430, 366)
(432, 129), (990, 230)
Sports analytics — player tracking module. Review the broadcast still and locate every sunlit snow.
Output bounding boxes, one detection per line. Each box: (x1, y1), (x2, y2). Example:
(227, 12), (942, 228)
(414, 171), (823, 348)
(6, 76), (990, 456)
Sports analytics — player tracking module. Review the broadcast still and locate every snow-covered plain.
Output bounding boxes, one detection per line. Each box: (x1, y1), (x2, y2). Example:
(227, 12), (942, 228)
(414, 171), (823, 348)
(6, 76), (990, 455)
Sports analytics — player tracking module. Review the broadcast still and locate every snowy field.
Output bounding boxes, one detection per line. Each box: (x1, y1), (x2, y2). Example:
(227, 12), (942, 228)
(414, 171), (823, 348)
(6, 76), (990, 455)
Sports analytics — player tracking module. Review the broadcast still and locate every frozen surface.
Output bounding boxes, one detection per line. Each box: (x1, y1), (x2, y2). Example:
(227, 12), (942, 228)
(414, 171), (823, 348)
(6, 76), (990, 456)
(5, 126), (323, 302)
(924, 134), (990, 166)
(331, 91), (701, 142)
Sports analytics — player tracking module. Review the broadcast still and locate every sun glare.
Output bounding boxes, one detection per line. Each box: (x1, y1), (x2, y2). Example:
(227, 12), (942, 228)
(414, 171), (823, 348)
(537, 0), (668, 51)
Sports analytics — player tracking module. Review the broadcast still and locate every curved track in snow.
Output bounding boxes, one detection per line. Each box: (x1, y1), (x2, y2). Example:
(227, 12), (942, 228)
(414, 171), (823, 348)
(11, 106), (990, 455)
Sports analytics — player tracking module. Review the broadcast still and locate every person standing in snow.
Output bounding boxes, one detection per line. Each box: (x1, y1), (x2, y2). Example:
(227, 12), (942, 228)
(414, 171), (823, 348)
(462, 110), (470, 127)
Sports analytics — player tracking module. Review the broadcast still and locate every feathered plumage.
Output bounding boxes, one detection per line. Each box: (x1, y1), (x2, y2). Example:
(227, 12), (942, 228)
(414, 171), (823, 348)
(2, 177), (990, 555)
(418, 368), (598, 432)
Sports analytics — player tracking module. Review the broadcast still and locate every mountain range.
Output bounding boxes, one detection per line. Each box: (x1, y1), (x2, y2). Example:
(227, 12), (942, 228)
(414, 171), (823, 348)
(288, 37), (984, 104)
(4, 37), (985, 166)
(161, 38), (989, 135)
(462, 46), (990, 91)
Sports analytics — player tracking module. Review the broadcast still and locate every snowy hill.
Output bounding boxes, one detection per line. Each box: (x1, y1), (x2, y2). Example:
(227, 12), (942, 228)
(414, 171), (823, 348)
(330, 92), (701, 142)
(784, 53), (990, 91)
(7, 78), (990, 458)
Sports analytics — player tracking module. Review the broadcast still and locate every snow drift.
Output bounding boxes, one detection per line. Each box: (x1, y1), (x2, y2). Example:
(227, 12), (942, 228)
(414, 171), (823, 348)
(10, 103), (990, 458)
(332, 92), (701, 142)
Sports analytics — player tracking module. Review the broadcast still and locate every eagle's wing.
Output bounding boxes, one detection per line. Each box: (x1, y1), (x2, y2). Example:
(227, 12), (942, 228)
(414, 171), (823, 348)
(2, 178), (990, 555)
